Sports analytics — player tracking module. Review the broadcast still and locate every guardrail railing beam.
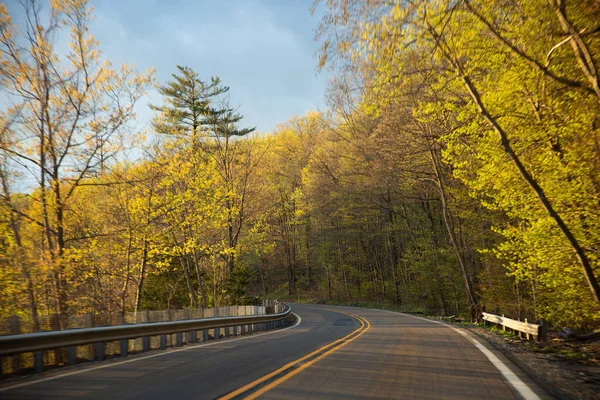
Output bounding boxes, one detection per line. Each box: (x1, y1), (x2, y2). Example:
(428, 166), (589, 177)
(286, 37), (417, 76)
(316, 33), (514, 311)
(482, 312), (546, 342)
(0, 304), (291, 375)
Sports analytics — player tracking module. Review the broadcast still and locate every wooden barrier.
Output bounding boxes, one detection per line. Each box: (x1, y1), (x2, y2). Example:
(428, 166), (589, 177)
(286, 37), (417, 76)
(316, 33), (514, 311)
(482, 312), (548, 342)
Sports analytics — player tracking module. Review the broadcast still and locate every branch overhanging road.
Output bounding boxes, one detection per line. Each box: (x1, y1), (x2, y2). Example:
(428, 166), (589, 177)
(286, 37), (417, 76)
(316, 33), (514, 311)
(0, 304), (550, 400)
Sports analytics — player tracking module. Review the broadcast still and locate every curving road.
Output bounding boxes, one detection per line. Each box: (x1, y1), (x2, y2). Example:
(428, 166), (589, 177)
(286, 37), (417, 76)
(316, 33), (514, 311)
(0, 304), (550, 400)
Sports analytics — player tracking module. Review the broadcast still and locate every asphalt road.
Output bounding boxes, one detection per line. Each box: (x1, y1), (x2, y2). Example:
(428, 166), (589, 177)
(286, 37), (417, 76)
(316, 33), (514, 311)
(0, 304), (549, 400)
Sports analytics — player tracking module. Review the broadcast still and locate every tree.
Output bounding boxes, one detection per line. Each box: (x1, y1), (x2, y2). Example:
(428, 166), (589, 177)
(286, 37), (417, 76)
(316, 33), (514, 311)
(151, 66), (257, 305)
(314, 0), (600, 326)
(0, 0), (154, 322)
(151, 65), (228, 136)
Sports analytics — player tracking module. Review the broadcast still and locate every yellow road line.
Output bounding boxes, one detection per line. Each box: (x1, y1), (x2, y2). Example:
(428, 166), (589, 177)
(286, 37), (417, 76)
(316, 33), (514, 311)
(218, 311), (370, 400)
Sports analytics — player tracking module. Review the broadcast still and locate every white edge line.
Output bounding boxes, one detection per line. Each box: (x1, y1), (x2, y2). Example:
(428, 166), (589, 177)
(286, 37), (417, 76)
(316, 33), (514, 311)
(0, 313), (302, 393)
(367, 308), (541, 400)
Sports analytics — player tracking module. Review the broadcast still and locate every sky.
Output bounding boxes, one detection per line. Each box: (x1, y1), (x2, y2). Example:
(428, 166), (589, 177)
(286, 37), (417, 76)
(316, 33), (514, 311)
(6, 0), (330, 134)
(93, 0), (330, 134)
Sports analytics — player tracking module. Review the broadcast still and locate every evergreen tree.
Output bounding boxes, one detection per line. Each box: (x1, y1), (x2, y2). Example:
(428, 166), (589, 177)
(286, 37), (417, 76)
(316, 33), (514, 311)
(151, 65), (228, 136)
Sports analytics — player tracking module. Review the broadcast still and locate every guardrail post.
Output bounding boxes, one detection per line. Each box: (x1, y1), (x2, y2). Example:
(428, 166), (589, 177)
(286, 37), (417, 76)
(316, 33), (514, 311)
(524, 319), (530, 340)
(190, 330), (197, 344)
(96, 343), (105, 361)
(34, 351), (44, 373)
(68, 346), (77, 365)
(203, 329), (209, 342)
(501, 314), (505, 332)
(233, 326), (238, 336)
(176, 332), (182, 347)
(121, 339), (128, 356)
(160, 335), (167, 350)
(143, 336), (150, 352)
(213, 327), (219, 340)
(241, 325), (246, 335)
(225, 326), (231, 337)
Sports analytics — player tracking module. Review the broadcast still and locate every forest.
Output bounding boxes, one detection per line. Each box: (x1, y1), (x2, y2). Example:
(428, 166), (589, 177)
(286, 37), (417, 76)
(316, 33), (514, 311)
(1, 0), (599, 332)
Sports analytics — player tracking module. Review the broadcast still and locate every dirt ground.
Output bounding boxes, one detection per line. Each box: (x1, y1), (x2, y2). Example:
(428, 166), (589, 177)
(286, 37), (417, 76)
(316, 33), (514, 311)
(464, 324), (600, 400)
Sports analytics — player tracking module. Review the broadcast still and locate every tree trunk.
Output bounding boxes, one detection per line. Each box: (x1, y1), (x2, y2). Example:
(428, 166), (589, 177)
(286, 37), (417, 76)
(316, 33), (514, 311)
(190, 248), (207, 308)
(428, 145), (478, 308)
(134, 239), (148, 312)
(180, 255), (198, 308)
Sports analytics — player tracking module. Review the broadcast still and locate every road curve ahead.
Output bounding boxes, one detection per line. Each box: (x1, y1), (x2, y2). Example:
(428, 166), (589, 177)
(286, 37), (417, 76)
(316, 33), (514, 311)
(0, 304), (549, 400)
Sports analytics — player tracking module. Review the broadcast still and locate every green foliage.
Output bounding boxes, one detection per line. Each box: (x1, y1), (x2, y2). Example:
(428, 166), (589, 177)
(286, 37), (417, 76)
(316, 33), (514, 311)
(2, 0), (599, 332)
(312, 0), (600, 329)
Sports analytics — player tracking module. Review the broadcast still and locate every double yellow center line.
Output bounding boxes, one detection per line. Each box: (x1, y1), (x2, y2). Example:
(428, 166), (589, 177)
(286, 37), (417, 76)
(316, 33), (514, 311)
(218, 311), (371, 400)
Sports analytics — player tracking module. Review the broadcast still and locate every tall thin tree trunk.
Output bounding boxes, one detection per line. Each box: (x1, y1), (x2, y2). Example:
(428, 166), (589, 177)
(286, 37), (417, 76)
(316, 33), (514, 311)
(134, 238), (148, 312)
(428, 145), (478, 308)
(190, 247), (207, 308)
(121, 226), (133, 312)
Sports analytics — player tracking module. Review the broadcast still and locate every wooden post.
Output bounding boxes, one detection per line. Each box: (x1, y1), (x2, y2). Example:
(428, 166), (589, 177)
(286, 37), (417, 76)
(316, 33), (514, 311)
(524, 318), (530, 340)
(501, 314), (505, 332)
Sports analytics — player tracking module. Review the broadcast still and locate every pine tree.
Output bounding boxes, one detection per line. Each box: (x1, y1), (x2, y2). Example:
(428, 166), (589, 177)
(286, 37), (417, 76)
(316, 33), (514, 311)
(151, 65), (229, 136)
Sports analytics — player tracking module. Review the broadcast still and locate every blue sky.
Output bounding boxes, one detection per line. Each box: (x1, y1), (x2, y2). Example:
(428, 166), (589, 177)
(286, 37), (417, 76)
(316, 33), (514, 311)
(6, 0), (330, 134)
(91, 0), (329, 134)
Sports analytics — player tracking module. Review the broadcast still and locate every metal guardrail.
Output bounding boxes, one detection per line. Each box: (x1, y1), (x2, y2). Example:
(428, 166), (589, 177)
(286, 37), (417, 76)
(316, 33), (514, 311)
(0, 304), (292, 374)
(482, 312), (548, 341)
